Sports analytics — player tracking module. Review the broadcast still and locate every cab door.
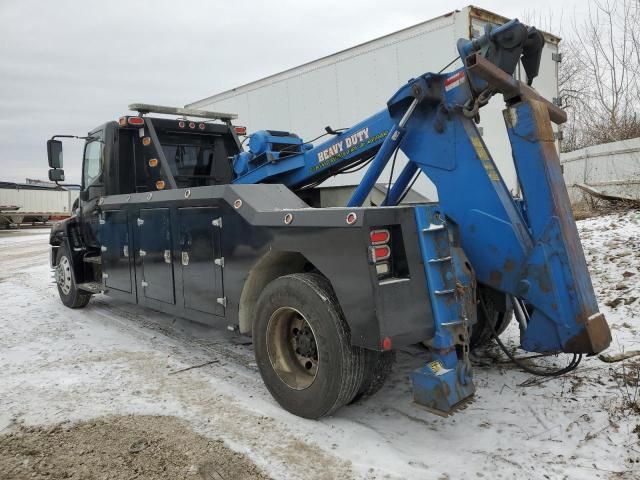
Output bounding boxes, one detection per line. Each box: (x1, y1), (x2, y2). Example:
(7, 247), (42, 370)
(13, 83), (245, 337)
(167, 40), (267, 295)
(101, 210), (132, 293)
(79, 130), (106, 249)
(177, 207), (224, 316)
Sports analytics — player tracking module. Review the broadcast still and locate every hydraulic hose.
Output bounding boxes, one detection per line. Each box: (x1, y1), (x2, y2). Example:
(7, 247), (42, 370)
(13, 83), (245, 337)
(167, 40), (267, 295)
(479, 296), (582, 377)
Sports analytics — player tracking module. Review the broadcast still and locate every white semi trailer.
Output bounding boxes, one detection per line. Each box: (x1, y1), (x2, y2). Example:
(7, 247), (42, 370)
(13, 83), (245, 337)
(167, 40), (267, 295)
(187, 5), (561, 200)
(0, 182), (78, 227)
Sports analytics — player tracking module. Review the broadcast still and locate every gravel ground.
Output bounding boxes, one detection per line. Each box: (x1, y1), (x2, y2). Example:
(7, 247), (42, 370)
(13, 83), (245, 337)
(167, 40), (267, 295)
(0, 415), (270, 480)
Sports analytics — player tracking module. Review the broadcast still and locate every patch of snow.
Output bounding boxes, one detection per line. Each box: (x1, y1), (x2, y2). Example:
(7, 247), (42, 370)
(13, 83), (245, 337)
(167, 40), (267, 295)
(0, 212), (639, 479)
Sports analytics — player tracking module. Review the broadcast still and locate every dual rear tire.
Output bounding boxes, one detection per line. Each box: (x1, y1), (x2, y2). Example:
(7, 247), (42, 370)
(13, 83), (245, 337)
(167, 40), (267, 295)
(253, 273), (392, 419)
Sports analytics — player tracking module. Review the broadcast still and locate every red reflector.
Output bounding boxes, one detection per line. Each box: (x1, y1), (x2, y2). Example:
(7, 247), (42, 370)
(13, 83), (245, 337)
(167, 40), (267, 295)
(128, 116), (145, 126)
(189, 122), (195, 129)
(178, 121), (185, 128)
(370, 229), (390, 245)
(234, 126), (247, 135)
(198, 123), (205, 130)
(382, 337), (392, 350)
(373, 245), (391, 261)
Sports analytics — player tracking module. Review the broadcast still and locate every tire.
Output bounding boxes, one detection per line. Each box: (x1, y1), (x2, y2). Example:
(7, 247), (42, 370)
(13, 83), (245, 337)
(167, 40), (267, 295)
(470, 287), (512, 349)
(350, 350), (395, 403)
(253, 273), (365, 419)
(55, 245), (91, 309)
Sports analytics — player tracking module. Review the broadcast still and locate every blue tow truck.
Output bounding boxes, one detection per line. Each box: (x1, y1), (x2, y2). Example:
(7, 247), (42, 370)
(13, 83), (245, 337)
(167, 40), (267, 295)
(46, 18), (611, 419)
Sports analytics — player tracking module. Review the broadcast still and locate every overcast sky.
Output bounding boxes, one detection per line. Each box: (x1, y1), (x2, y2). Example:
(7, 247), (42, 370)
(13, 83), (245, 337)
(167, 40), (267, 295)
(0, 0), (588, 184)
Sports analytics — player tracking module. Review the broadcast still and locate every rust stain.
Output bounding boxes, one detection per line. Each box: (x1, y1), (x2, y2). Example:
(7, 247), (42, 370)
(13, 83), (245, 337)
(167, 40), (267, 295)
(489, 270), (502, 287)
(528, 264), (552, 293)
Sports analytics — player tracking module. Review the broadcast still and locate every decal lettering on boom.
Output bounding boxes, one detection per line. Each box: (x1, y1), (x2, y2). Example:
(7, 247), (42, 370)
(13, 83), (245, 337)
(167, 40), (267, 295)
(311, 128), (388, 173)
(317, 127), (370, 163)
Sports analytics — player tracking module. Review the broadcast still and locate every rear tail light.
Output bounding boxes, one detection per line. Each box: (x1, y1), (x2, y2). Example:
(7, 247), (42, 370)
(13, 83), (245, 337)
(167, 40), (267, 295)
(370, 229), (390, 245)
(371, 245), (391, 262)
(178, 121), (185, 128)
(198, 123), (206, 130)
(369, 226), (392, 278)
(189, 122), (196, 129)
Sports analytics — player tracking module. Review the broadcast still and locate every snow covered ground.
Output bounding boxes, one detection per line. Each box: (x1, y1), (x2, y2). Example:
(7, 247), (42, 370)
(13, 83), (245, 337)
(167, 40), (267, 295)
(0, 213), (639, 479)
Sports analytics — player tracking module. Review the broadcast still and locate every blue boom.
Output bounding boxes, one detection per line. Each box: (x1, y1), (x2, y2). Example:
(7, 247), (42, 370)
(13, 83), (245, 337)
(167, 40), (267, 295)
(233, 19), (611, 412)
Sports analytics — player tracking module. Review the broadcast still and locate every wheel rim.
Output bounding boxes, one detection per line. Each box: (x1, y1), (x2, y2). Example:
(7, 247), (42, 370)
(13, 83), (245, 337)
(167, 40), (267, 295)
(266, 306), (319, 390)
(56, 255), (72, 295)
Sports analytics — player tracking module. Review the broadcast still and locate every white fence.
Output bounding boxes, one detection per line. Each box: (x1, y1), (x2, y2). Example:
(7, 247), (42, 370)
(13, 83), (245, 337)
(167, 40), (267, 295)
(560, 137), (640, 204)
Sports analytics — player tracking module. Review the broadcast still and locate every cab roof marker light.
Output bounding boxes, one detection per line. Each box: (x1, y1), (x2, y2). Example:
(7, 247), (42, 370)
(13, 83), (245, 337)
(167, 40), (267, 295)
(128, 117), (145, 126)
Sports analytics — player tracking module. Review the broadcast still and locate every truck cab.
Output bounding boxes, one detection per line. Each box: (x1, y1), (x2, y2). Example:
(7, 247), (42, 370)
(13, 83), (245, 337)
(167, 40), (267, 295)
(48, 106), (242, 307)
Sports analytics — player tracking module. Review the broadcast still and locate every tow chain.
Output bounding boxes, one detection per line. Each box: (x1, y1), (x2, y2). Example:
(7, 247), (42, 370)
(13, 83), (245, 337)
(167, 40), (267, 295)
(462, 88), (495, 120)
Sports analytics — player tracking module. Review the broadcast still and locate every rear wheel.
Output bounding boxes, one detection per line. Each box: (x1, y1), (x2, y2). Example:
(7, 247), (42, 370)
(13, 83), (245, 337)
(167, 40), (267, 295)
(470, 286), (512, 349)
(55, 245), (91, 309)
(253, 273), (365, 419)
(351, 350), (395, 403)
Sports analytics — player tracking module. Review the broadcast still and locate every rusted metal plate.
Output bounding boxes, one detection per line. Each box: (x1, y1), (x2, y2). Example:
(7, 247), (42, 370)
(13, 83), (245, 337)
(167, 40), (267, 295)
(465, 53), (567, 124)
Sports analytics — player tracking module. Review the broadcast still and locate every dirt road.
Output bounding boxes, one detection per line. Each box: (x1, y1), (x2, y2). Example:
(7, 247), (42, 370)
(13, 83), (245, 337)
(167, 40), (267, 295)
(0, 215), (639, 479)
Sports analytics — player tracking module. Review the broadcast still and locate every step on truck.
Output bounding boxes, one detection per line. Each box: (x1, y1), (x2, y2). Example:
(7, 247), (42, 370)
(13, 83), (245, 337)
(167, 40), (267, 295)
(47, 18), (611, 419)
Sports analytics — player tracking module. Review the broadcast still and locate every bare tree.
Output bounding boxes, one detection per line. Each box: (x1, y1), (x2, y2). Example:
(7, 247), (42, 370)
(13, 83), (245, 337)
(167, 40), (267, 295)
(566, 0), (640, 149)
(525, 0), (640, 151)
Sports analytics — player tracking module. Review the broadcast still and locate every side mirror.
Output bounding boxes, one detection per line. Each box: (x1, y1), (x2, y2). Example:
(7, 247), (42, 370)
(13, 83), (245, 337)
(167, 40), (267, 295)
(48, 168), (65, 182)
(47, 139), (64, 168)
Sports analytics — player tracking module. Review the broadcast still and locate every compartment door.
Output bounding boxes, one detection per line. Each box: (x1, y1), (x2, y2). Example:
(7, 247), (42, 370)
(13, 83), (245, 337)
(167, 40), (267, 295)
(139, 208), (175, 304)
(178, 207), (224, 316)
(101, 210), (132, 293)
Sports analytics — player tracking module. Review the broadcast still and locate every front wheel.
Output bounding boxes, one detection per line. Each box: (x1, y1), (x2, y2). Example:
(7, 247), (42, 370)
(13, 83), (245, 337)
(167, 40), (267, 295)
(55, 245), (91, 309)
(253, 273), (365, 419)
